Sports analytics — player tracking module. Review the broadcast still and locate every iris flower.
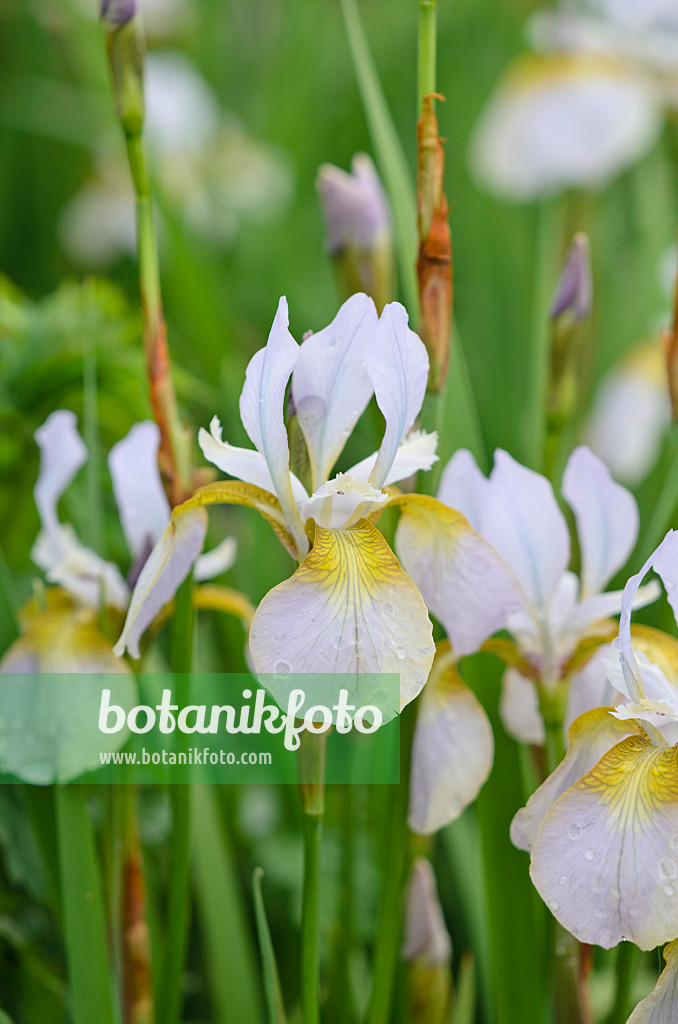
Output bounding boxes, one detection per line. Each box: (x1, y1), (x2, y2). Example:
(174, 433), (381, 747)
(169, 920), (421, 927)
(397, 444), (657, 832)
(114, 294), (518, 721)
(1, 409), (235, 674)
(513, 530), (678, 956)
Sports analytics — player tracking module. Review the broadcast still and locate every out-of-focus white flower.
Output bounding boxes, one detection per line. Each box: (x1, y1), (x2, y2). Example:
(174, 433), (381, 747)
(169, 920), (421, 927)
(61, 52), (293, 266)
(28, 411), (235, 613)
(470, 54), (662, 201)
(585, 341), (670, 486)
(469, 0), (678, 202)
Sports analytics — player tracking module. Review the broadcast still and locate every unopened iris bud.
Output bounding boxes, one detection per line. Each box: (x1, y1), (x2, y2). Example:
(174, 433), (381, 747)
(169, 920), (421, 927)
(402, 858), (452, 1024)
(316, 154), (394, 311)
(550, 233), (592, 323)
(547, 233), (593, 457)
(101, 0), (136, 27)
(102, 0), (145, 137)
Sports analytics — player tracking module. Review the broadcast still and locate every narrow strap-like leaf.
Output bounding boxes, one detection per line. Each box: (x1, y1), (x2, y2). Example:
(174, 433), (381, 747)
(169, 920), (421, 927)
(56, 785), (116, 1024)
(252, 867), (288, 1024)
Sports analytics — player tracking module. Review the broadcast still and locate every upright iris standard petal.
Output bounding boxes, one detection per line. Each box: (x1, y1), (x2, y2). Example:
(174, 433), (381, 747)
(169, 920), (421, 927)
(408, 645), (494, 834)
(248, 518), (435, 710)
(436, 448), (489, 532)
(511, 707), (640, 852)
(34, 410), (88, 536)
(394, 494), (525, 658)
(238, 296), (307, 554)
(108, 421), (171, 561)
(481, 449), (570, 612)
(365, 303), (429, 489)
(562, 445), (639, 599)
(530, 733), (678, 949)
(291, 293), (377, 489)
(114, 507), (208, 658)
(615, 531), (678, 697)
(627, 940), (678, 1024)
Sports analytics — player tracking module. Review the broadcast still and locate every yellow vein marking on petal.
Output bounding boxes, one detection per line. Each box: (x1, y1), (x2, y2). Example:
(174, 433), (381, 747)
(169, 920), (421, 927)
(180, 480), (298, 557)
(249, 518), (435, 710)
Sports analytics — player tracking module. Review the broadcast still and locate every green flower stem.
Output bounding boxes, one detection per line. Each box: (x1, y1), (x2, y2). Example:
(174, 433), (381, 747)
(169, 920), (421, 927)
(298, 730), (327, 1024)
(417, 0), (437, 112)
(156, 574), (195, 1024)
(605, 942), (639, 1024)
(301, 813), (322, 1024)
(365, 698), (417, 1024)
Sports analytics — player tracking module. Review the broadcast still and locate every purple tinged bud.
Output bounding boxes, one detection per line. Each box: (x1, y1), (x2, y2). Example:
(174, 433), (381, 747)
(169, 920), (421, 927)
(402, 858), (452, 967)
(316, 153), (391, 254)
(101, 0), (136, 26)
(551, 232), (592, 322)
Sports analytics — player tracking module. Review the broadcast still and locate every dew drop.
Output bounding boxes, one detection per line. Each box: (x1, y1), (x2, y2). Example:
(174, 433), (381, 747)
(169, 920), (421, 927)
(384, 603), (395, 617)
(395, 648), (407, 661)
(274, 660), (291, 673)
(664, 884), (675, 897)
(549, 899), (560, 912)
(559, 875), (568, 886)
(660, 857), (678, 879)
(584, 848), (594, 861)
(333, 636), (346, 650)
(567, 823), (581, 840)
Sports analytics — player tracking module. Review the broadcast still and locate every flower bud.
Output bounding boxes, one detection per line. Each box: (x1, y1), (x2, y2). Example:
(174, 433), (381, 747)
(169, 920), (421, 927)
(550, 233), (592, 323)
(547, 233), (593, 440)
(402, 858), (452, 1024)
(102, 0), (145, 137)
(101, 0), (136, 27)
(316, 154), (394, 310)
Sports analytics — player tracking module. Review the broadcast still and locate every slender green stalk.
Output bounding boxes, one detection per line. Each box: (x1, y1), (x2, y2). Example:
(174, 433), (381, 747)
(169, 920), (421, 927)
(417, 0), (437, 111)
(526, 200), (563, 470)
(301, 814), (322, 1024)
(605, 942), (639, 1024)
(82, 282), (104, 554)
(56, 786), (117, 1024)
(252, 868), (287, 1024)
(298, 730), (326, 1024)
(340, 0), (418, 315)
(365, 699), (417, 1024)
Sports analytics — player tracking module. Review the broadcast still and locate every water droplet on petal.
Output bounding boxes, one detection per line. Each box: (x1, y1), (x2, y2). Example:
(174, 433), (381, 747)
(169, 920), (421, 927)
(660, 857), (678, 879)
(395, 648), (407, 661)
(664, 884), (675, 896)
(274, 660), (291, 673)
(559, 875), (568, 885)
(567, 823), (581, 840)
(549, 899), (560, 912)
(584, 848), (594, 861)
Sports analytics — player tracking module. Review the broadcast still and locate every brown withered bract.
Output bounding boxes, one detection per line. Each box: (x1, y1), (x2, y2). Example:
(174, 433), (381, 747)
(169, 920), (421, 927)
(416, 94), (453, 395)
